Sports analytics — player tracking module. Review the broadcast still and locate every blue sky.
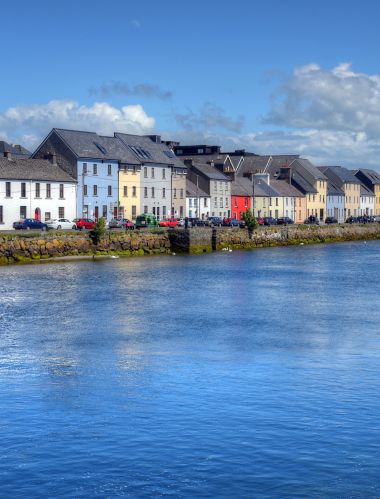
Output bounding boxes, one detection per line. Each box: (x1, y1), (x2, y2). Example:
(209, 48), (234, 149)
(2, 0), (380, 168)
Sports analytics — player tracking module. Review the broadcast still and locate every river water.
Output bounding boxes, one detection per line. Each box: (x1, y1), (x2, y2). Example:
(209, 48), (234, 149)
(0, 241), (380, 498)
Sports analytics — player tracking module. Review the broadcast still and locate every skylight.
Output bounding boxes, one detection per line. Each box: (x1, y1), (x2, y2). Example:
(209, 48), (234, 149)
(94, 142), (107, 155)
(129, 145), (152, 160)
(163, 150), (175, 159)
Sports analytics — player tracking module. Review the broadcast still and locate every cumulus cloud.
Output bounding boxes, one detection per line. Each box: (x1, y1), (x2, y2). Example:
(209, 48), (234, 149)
(0, 100), (155, 149)
(264, 62), (380, 138)
(175, 103), (245, 133)
(89, 82), (172, 100)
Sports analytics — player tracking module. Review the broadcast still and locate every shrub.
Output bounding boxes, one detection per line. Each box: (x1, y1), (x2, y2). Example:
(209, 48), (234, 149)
(89, 217), (107, 245)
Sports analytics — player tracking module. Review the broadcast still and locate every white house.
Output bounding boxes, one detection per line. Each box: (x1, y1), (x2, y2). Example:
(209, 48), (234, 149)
(359, 184), (375, 216)
(0, 154), (77, 230)
(186, 178), (210, 219)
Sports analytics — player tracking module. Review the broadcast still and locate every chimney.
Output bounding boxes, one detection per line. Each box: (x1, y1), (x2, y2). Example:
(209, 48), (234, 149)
(50, 152), (57, 166)
(279, 166), (292, 184)
(4, 151), (11, 160)
(13, 144), (22, 151)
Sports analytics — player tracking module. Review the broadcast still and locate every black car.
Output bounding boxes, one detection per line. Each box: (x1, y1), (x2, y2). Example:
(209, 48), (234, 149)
(206, 216), (223, 227)
(276, 217), (294, 225)
(325, 217), (338, 224)
(263, 216), (277, 226)
(188, 217), (206, 227)
(345, 216), (359, 224)
(304, 215), (320, 225)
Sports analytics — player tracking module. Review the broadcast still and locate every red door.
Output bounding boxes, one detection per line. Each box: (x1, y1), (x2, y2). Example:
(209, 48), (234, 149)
(34, 208), (40, 220)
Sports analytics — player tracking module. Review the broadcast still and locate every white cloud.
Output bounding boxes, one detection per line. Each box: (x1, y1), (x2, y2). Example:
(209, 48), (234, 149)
(0, 100), (155, 149)
(264, 62), (380, 138)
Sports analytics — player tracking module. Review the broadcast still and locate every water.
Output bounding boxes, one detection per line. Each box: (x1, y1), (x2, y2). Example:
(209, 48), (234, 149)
(0, 241), (380, 498)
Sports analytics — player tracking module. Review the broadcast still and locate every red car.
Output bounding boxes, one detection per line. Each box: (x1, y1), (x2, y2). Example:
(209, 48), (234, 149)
(159, 218), (179, 228)
(74, 218), (97, 230)
(257, 217), (265, 225)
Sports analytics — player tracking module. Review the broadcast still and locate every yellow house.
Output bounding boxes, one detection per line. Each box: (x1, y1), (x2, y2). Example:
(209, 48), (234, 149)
(118, 164), (141, 220)
(320, 166), (361, 218)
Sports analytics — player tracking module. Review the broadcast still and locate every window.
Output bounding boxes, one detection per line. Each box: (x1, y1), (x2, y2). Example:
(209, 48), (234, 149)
(180, 206), (184, 217)
(226, 197), (229, 207)
(214, 182), (217, 191)
(234, 198), (238, 208)
(189, 199), (193, 207)
(84, 184), (88, 196)
(83, 163), (87, 174)
(128, 145), (152, 160)
(176, 149), (183, 155)
(21, 183), (26, 198)
(204, 198), (207, 207)
(162, 169), (166, 179)
(197, 148), (204, 154)
(276, 198), (279, 206)
(151, 168), (155, 178)
(132, 205), (137, 218)
(163, 188), (166, 198)
(144, 205), (148, 213)
(102, 205), (107, 218)
(151, 187), (155, 198)
(144, 167), (147, 178)
(5, 182), (11, 197)
(108, 186), (112, 196)
(44, 212), (50, 221)
(163, 206), (166, 217)
(46, 183), (51, 198)
(214, 197), (217, 208)
(173, 188), (177, 198)
(59, 184), (64, 199)
(0, 206), (3, 223)
(124, 186), (128, 197)
(108, 164), (112, 176)
(58, 207), (65, 218)
(93, 164), (98, 175)
(180, 189), (183, 199)
(245, 197), (248, 207)
(144, 187), (148, 198)
(35, 183), (40, 198)
(220, 182), (223, 191)
(20, 206), (27, 219)
(93, 185), (98, 196)
(132, 186), (136, 197)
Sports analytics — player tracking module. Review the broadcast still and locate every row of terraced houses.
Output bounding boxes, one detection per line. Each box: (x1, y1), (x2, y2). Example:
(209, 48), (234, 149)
(0, 129), (380, 230)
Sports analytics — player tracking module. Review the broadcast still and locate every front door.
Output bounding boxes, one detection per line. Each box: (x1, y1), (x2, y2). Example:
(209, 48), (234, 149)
(34, 208), (41, 220)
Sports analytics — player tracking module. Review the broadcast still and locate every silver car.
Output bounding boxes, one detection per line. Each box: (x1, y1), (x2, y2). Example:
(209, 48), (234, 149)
(46, 218), (77, 230)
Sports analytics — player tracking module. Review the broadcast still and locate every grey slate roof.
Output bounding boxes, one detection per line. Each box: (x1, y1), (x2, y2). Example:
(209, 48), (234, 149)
(0, 141), (31, 158)
(237, 155), (299, 177)
(53, 128), (139, 164)
(0, 158), (76, 182)
(318, 166), (360, 186)
(360, 184), (375, 196)
(231, 177), (253, 196)
(253, 179), (280, 197)
(294, 159), (326, 181)
(270, 179), (304, 197)
(327, 181), (344, 196)
(291, 171), (318, 194)
(353, 168), (380, 185)
(115, 132), (186, 168)
(191, 162), (231, 181)
(186, 178), (209, 198)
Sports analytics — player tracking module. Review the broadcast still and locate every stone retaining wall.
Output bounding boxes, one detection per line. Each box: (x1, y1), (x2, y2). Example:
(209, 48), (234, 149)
(1, 224), (380, 265)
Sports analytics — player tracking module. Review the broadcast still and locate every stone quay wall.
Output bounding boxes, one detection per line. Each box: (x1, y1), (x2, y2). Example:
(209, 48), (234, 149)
(1, 224), (380, 265)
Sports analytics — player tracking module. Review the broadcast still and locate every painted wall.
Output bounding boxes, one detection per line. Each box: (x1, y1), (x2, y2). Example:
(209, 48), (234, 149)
(344, 183), (360, 217)
(231, 195), (251, 220)
(77, 160), (118, 222)
(360, 194), (375, 216)
(171, 172), (186, 219)
(141, 164), (171, 219)
(118, 165), (141, 220)
(326, 194), (345, 222)
(306, 180), (327, 221)
(0, 179), (77, 230)
(209, 179), (231, 218)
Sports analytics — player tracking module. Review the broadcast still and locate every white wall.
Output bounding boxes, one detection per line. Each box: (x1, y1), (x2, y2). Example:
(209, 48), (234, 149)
(186, 196), (210, 219)
(0, 179), (77, 230)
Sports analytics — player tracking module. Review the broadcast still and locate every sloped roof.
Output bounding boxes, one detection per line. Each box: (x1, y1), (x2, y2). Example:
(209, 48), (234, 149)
(270, 179), (304, 197)
(360, 184), (375, 196)
(237, 155), (299, 177)
(52, 128), (139, 164)
(327, 181), (344, 196)
(0, 141), (31, 158)
(191, 162), (231, 181)
(353, 168), (380, 185)
(291, 171), (318, 194)
(0, 157), (76, 182)
(319, 165), (359, 184)
(253, 179), (280, 197)
(231, 177), (253, 196)
(115, 132), (186, 168)
(186, 178), (209, 197)
(295, 158), (326, 181)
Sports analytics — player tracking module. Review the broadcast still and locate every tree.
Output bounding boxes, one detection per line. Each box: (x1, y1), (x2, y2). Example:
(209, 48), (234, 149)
(89, 217), (107, 246)
(241, 209), (258, 237)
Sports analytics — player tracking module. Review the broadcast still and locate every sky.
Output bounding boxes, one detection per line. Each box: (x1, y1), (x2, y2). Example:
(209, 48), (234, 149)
(1, 0), (380, 169)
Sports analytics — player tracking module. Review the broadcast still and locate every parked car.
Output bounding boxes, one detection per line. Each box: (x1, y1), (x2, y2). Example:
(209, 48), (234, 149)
(206, 216), (223, 227)
(135, 214), (159, 229)
(13, 218), (48, 231)
(222, 217), (240, 227)
(73, 218), (97, 230)
(304, 215), (320, 225)
(256, 217), (265, 226)
(239, 220), (246, 228)
(325, 217), (338, 224)
(108, 218), (135, 229)
(373, 215), (380, 223)
(345, 216), (359, 224)
(188, 217), (206, 227)
(357, 215), (373, 224)
(276, 217), (294, 225)
(159, 218), (179, 228)
(46, 218), (77, 230)
(263, 216), (277, 226)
